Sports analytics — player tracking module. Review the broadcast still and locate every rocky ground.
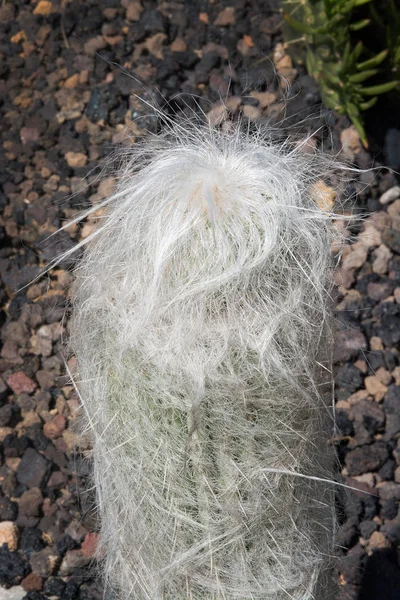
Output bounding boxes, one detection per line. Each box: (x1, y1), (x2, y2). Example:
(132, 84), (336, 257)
(0, 1), (400, 599)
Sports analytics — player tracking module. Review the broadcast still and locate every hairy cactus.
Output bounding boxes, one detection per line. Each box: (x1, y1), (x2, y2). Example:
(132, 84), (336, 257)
(68, 116), (342, 599)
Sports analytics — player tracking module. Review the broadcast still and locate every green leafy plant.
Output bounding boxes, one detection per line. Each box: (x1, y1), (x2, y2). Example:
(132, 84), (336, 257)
(283, 0), (399, 146)
(370, 0), (400, 75)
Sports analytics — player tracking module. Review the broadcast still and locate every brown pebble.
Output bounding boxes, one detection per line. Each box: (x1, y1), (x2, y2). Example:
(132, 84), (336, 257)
(102, 7), (116, 19)
(214, 7), (235, 26)
(364, 376), (387, 402)
(33, 1), (52, 16)
(19, 487), (44, 517)
(250, 91), (276, 108)
(372, 244), (392, 275)
(370, 336), (384, 351)
(310, 180), (336, 212)
(342, 242), (368, 270)
(207, 104), (227, 126)
(367, 531), (391, 554)
(84, 35), (107, 57)
(394, 466), (400, 484)
(30, 547), (59, 578)
(237, 38), (252, 56)
(0, 427), (13, 442)
(124, 1), (143, 21)
(242, 105), (261, 121)
(375, 367), (392, 386)
(64, 74), (80, 89)
(59, 549), (91, 576)
(144, 33), (167, 60)
(171, 38), (187, 53)
(341, 126), (362, 158)
(65, 152), (87, 168)
(43, 414), (66, 440)
(334, 267), (355, 290)
(21, 572), (43, 592)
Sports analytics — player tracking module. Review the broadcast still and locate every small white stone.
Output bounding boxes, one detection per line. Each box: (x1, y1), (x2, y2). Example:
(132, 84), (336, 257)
(0, 587), (26, 600)
(380, 185), (400, 205)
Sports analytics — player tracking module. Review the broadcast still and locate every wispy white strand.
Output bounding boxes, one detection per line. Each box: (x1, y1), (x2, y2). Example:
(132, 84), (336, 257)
(69, 116), (342, 599)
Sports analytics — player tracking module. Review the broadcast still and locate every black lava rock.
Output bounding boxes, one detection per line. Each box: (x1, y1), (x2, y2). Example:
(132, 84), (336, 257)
(85, 85), (118, 123)
(374, 314), (400, 346)
(0, 404), (14, 426)
(56, 534), (79, 555)
(380, 499), (398, 520)
(381, 520), (400, 543)
(383, 228), (400, 254)
(20, 527), (45, 557)
(362, 495), (378, 520)
(336, 363), (364, 394)
(359, 547), (400, 600)
(197, 51), (221, 73)
(77, 583), (104, 600)
(62, 581), (80, 600)
(379, 459), (396, 480)
(359, 520), (378, 539)
(141, 9), (167, 34)
(384, 385), (400, 413)
(0, 493), (18, 520)
(3, 433), (31, 459)
(17, 448), (49, 489)
(366, 351), (386, 372)
(337, 543), (366, 586)
(0, 545), (30, 587)
(44, 576), (66, 596)
(336, 517), (359, 548)
(336, 410), (354, 436)
(345, 442), (389, 476)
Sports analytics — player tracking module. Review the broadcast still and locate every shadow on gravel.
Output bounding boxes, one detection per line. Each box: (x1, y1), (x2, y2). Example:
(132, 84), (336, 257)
(359, 546), (400, 600)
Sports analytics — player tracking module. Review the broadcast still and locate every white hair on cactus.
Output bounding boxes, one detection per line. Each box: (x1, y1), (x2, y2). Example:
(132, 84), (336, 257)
(68, 113), (342, 600)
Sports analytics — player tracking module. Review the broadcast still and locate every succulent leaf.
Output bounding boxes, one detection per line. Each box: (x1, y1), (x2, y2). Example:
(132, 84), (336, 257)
(349, 18), (370, 31)
(360, 80), (400, 95)
(348, 69), (379, 83)
(356, 49), (389, 70)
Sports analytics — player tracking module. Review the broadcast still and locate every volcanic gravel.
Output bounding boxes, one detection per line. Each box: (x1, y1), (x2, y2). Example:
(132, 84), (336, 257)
(0, 1), (400, 599)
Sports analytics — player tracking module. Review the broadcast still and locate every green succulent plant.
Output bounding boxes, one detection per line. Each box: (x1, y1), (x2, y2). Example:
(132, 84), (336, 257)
(283, 0), (400, 146)
(370, 0), (400, 75)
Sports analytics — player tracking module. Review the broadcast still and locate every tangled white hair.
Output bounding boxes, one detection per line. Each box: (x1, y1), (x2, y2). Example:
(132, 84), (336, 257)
(68, 115), (341, 599)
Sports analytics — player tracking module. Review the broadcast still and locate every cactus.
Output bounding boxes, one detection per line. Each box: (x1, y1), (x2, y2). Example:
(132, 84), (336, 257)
(67, 115), (343, 599)
(283, 0), (400, 147)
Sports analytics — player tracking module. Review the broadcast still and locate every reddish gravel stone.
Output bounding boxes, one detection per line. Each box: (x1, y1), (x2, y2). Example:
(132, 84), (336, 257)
(6, 372), (37, 395)
(81, 532), (99, 558)
(21, 572), (44, 591)
(334, 328), (367, 362)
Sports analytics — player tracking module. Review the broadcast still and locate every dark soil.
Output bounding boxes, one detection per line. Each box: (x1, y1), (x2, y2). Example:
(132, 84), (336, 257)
(0, 1), (400, 599)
